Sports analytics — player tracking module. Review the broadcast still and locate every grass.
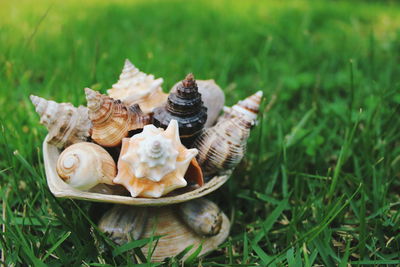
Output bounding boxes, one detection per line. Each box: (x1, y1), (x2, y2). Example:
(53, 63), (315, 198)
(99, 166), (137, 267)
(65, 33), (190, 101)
(1, 0), (400, 265)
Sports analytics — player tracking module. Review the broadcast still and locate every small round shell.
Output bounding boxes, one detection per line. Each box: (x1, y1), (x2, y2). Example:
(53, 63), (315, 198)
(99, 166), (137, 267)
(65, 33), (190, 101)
(56, 142), (116, 190)
(30, 95), (91, 148)
(178, 198), (222, 236)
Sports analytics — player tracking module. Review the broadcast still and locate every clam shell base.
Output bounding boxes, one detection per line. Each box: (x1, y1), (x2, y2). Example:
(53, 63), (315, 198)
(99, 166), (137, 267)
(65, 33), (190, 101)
(43, 135), (230, 206)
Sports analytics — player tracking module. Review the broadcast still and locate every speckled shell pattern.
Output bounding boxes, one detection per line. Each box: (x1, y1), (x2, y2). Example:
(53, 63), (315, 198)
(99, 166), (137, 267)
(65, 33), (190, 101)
(221, 90), (263, 125)
(56, 142), (116, 191)
(153, 74), (207, 147)
(85, 88), (151, 147)
(30, 95), (91, 149)
(193, 116), (252, 177)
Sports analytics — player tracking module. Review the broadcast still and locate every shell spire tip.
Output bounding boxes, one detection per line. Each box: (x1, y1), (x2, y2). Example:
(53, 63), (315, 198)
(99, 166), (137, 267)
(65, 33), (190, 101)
(183, 73), (196, 88)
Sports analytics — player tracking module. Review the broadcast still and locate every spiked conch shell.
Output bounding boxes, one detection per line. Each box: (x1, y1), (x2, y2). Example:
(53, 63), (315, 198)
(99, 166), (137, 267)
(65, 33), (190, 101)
(221, 91), (263, 125)
(56, 142), (116, 190)
(107, 59), (168, 114)
(85, 88), (151, 147)
(30, 95), (91, 148)
(113, 120), (198, 198)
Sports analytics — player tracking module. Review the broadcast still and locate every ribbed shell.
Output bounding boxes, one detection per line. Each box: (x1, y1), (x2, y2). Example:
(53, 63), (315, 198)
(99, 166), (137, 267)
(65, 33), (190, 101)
(56, 142), (116, 190)
(85, 88), (151, 147)
(107, 59), (168, 114)
(172, 79), (225, 128)
(30, 95), (91, 148)
(153, 73), (207, 147)
(221, 91), (263, 125)
(193, 116), (252, 177)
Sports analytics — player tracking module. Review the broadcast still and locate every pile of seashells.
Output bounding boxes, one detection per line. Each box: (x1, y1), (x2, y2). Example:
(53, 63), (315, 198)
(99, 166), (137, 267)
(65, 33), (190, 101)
(31, 59), (263, 261)
(30, 59), (262, 199)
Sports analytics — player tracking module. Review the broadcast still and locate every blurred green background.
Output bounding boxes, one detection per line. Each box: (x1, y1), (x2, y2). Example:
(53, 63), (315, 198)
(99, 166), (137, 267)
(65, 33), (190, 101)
(1, 0), (399, 265)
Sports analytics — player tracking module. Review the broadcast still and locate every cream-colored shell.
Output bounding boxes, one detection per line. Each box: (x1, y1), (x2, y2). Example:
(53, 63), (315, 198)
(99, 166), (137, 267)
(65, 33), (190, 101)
(113, 120), (198, 198)
(43, 135), (230, 205)
(221, 90), (263, 125)
(98, 204), (230, 262)
(30, 95), (91, 148)
(172, 79), (225, 128)
(56, 142), (116, 190)
(107, 59), (168, 113)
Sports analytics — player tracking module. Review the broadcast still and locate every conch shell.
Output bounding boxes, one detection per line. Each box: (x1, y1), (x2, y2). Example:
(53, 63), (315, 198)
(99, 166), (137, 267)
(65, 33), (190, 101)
(30, 95), (91, 148)
(172, 79), (225, 128)
(153, 73), (208, 147)
(221, 91), (263, 125)
(193, 115), (254, 177)
(56, 142), (116, 190)
(113, 120), (198, 198)
(85, 88), (151, 147)
(107, 59), (168, 114)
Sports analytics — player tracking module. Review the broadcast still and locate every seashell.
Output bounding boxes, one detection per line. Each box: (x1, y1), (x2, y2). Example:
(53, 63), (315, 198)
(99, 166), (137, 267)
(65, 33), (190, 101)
(98, 204), (230, 262)
(85, 88), (151, 147)
(113, 120), (198, 198)
(56, 142), (116, 190)
(193, 116), (253, 177)
(220, 90), (263, 125)
(153, 73), (207, 147)
(98, 205), (148, 245)
(30, 95), (91, 148)
(172, 79), (225, 128)
(43, 134), (230, 205)
(107, 59), (168, 114)
(178, 198), (222, 236)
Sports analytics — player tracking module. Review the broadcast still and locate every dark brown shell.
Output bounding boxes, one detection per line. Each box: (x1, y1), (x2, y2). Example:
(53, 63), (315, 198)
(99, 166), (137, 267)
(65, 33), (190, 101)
(153, 73), (207, 147)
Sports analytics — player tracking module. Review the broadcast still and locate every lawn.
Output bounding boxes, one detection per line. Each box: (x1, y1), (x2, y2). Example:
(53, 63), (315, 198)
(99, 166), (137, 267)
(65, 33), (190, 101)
(1, 0), (400, 265)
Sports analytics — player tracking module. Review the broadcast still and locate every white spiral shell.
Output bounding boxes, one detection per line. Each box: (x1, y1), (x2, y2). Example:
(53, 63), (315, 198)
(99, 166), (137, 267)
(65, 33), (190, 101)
(113, 120), (198, 198)
(56, 142), (116, 190)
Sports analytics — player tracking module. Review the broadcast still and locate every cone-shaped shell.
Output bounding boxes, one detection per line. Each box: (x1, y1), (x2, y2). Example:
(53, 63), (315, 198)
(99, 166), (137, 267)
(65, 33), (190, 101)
(114, 120), (198, 198)
(221, 91), (263, 125)
(98, 203), (230, 262)
(172, 79), (225, 128)
(30, 95), (91, 148)
(85, 88), (151, 147)
(193, 116), (252, 177)
(153, 73), (207, 147)
(56, 142), (116, 190)
(107, 59), (168, 114)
